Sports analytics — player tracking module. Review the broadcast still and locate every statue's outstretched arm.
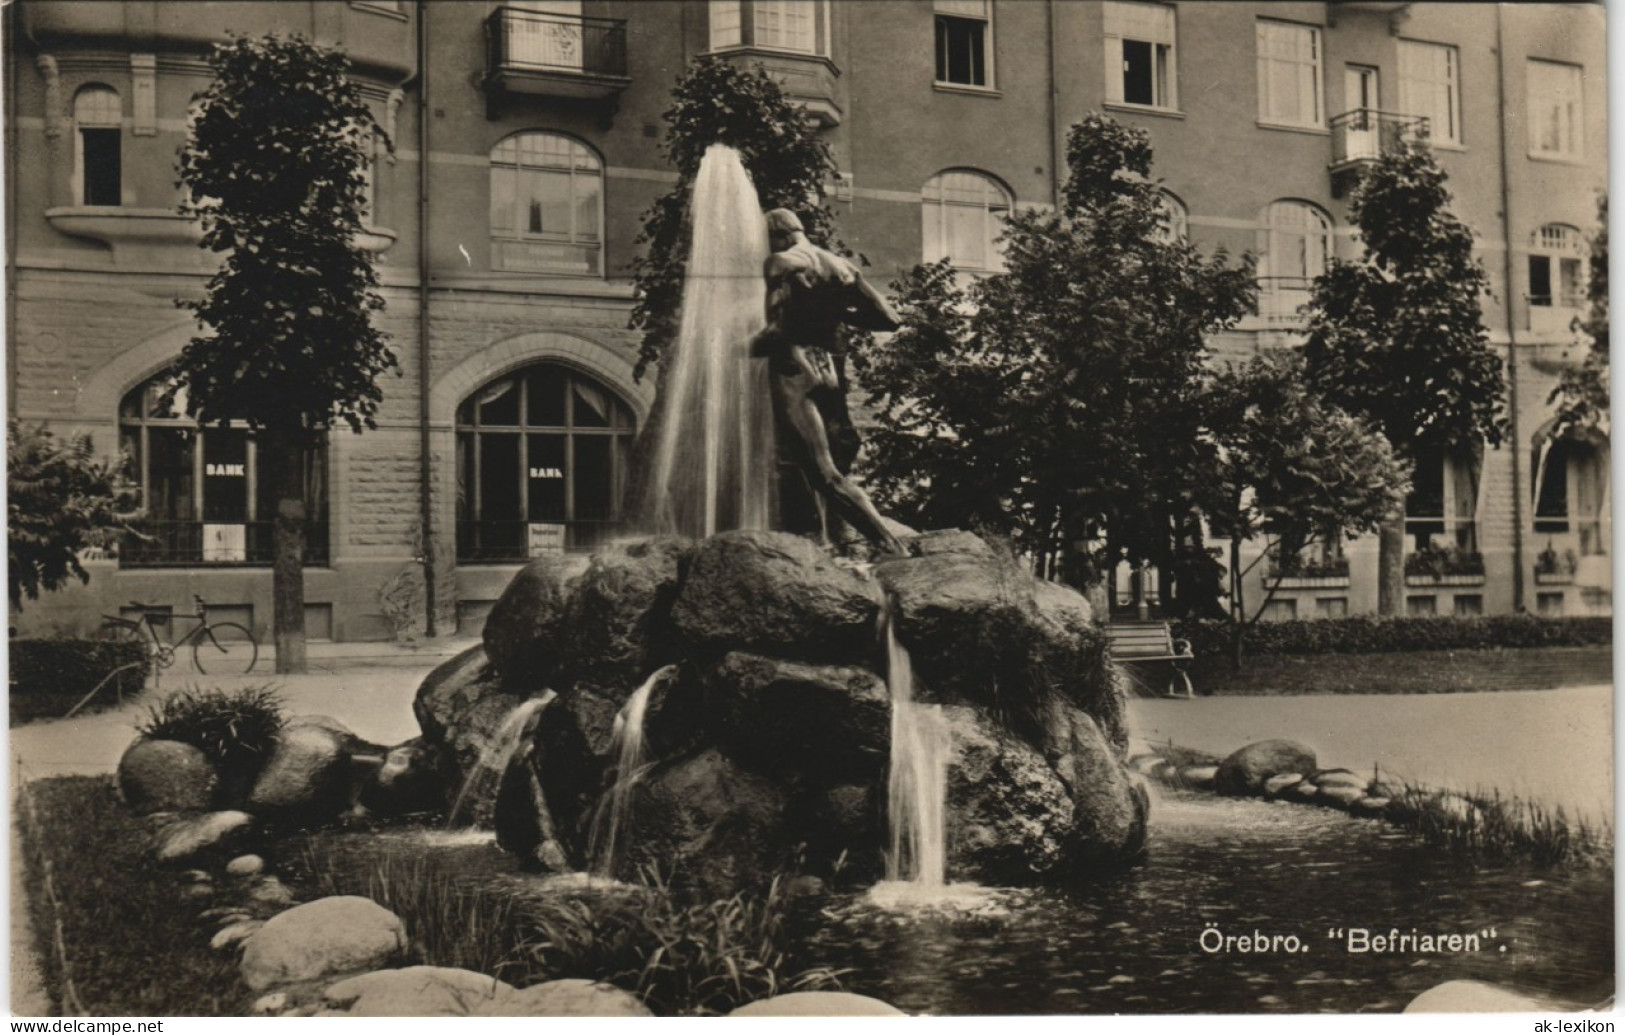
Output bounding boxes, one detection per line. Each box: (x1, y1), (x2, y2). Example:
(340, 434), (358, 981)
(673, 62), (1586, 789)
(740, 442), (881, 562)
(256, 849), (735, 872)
(843, 274), (903, 332)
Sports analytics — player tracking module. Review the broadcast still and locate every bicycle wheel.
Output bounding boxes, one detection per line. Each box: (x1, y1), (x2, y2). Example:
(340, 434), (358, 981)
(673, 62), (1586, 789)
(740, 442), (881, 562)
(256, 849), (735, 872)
(193, 622), (258, 675)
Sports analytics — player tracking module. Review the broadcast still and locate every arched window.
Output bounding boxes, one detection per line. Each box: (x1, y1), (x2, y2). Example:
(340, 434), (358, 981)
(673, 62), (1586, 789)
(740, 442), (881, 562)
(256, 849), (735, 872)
(1156, 190), (1189, 243)
(921, 169), (1011, 273)
(490, 132), (603, 275)
(1255, 199), (1331, 323)
(1534, 432), (1609, 559)
(74, 85), (122, 207)
(456, 363), (637, 560)
(1529, 223), (1585, 309)
(117, 373), (328, 566)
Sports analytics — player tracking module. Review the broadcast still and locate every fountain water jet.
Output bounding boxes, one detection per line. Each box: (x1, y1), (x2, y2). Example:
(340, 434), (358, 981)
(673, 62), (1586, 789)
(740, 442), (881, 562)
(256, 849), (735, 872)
(644, 144), (774, 538)
(589, 664), (680, 877)
(447, 690), (555, 828)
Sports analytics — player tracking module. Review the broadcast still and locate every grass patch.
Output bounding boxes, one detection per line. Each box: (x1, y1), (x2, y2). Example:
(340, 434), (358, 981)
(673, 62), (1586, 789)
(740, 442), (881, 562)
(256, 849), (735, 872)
(1385, 783), (1614, 869)
(16, 776), (247, 1015)
(295, 846), (846, 1016)
(137, 686), (284, 791)
(1187, 645), (1612, 696)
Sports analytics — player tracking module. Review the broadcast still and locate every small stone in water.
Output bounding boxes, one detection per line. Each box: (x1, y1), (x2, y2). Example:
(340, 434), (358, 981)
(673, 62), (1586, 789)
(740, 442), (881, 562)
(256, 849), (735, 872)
(1107, 975), (1134, 984)
(1258, 995), (1283, 1005)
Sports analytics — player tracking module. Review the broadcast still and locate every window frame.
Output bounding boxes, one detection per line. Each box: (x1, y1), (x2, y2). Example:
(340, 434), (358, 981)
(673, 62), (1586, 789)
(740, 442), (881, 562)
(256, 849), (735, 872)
(934, 0), (994, 91)
(1255, 19), (1323, 129)
(488, 131), (606, 277)
(1527, 58), (1584, 161)
(116, 373), (329, 568)
(1104, 1), (1178, 112)
(1398, 39), (1462, 147)
(73, 84), (122, 207)
(708, 1), (831, 58)
(455, 363), (639, 561)
(1528, 223), (1586, 310)
(921, 168), (1013, 274)
(1254, 199), (1331, 322)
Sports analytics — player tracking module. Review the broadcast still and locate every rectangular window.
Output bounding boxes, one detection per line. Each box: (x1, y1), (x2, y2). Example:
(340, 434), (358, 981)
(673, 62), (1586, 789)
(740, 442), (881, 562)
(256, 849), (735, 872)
(1398, 40), (1460, 145)
(1537, 591), (1566, 616)
(1528, 59), (1583, 159)
(710, 1), (825, 56)
(1316, 597), (1348, 619)
(81, 128), (121, 206)
(1256, 20), (1322, 127)
(710, 0), (743, 48)
(1105, 2), (1176, 109)
(1453, 594), (1483, 617)
(1406, 596), (1438, 617)
(935, 0), (990, 88)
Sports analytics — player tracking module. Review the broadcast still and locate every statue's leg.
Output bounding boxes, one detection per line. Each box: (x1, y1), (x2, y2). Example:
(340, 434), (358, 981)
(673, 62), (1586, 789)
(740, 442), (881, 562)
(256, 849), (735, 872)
(772, 373), (902, 555)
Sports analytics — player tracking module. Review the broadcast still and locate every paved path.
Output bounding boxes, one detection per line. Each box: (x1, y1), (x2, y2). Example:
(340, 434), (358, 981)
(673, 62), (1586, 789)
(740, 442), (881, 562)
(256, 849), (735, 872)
(1128, 684), (1614, 821)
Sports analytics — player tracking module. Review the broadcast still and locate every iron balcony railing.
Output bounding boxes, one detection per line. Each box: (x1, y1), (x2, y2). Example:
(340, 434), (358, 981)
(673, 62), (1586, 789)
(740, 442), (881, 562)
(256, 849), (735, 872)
(119, 519), (331, 568)
(486, 7), (628, 80)
(1329, 109), (1431, 167)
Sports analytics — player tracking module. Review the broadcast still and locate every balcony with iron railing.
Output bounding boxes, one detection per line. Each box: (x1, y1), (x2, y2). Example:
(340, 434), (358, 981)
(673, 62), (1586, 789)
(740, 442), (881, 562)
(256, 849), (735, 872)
(1328, 110), (1430, 196)
(119, 520), (331, 568)
(484, 6), (630, 109)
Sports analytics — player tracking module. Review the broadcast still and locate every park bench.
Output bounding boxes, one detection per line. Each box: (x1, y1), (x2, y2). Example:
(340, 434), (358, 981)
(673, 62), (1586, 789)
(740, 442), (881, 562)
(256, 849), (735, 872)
(1106, 620), (1196, 699)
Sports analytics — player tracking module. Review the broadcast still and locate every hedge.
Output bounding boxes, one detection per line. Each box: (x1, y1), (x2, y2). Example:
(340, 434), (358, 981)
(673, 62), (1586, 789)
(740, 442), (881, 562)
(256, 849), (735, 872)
(1174, 615), (1614, 658)
(10, 638), (148, 702)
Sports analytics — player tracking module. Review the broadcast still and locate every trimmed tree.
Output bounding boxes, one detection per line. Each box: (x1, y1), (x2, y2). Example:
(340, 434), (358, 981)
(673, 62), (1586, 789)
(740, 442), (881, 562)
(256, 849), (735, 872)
(1303, 141), (1506, 614)
(7, 422), (140, 611)
(860, 114), (1255, 588)
(629, 56), (842, 380)
(1550, 192), (1609, 436)
(174, 34), (395, 673)
(1199, 353), (1408, 666)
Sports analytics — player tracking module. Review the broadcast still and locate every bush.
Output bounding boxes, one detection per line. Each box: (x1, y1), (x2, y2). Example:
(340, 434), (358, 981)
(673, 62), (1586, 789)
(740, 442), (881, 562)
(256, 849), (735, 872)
(1176, 614), (1613, 658)
(9, 639), (148, 724)
(136, 686), (284, 790)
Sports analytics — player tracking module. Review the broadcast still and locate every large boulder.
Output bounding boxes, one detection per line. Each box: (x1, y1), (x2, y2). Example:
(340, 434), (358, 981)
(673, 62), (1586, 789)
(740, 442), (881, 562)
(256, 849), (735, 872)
(474, 978), (652, 1017)
(1404, 980), (1558, 1013)
(358, 739), (444, 817)
(554, 537), (689, 703)
(412, 645), (528, 823)
(117, 739), (218, 814)
(619, 747), (789, 896)
(731, 992), (906, 1017)
(481, 555), (577, 687)
(669, 531), (883, 664)
(1214, 740), (1318, 797)
(942, 707), (1076, 883)
(1043, 706), (1147, 865)
(247, 723), (354, 824)
(240, 897), (408, 992)
(320, 966), (513, 1017)
(705, 652), (890, 785)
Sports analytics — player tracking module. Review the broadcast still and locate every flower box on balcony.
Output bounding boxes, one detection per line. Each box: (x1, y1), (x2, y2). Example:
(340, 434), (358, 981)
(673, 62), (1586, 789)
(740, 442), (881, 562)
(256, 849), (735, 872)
(1404, 572), (1486, 587)
(1267, 574), (1352, 589)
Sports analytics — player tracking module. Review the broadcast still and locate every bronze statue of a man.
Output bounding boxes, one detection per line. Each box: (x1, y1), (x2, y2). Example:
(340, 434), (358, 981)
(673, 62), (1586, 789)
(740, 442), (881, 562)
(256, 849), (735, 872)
(750, 208), (903, 555)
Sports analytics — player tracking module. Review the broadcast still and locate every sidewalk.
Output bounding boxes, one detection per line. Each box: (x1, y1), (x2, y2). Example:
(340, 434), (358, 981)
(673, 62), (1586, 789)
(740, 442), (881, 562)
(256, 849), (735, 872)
(10, 636), (479, 785)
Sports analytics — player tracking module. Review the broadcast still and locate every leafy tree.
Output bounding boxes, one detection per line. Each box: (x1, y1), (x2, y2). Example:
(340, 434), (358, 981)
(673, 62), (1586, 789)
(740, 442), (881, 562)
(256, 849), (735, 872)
(1550, 193), (1609, 436)
(1200, 354), (1408, 666)
(174, 34), (395, 672)
(860, 115), (1254, 588)
(629, 57), (842, 380)
(1303, 141), (1506, 614)
(8, 422), (139, 611)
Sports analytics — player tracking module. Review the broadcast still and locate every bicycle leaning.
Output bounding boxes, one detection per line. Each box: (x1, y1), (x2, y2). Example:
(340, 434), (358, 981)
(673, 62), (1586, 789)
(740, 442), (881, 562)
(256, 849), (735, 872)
(98, 595), (259, 675)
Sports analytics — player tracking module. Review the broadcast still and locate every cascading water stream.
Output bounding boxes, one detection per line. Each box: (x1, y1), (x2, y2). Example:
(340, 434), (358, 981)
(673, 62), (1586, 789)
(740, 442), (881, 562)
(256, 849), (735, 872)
(589, 664), (680, 877)
(446, 690), (555, 829)
(883, 603), (949, 888)
(644, 144), (774, 539)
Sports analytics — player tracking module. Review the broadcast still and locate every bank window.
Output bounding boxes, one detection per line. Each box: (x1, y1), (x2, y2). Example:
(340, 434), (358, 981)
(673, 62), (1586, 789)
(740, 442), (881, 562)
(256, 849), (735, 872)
(1398, 40), (1460, 146)
(1528, 59), (1583, 160)
(709, 1), (829, 56)
(1255, 200), (1331, 323)
(1256, 20), (1321, 128)
(922, 169), (1011, 273)
(117, 373), (328, 567)
(935, 0), (991, 89)
(490, 132), (603, 276)
(1529, 223), (1585, 309)
(1105, 2), (1176, 110)
(456, 363), (638, 561)
(74, 85), (122, 207)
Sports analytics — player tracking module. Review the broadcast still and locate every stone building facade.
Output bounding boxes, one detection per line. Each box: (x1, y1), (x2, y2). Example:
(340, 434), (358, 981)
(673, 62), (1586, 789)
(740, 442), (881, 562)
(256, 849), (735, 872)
(6, 1), (1608, 641)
